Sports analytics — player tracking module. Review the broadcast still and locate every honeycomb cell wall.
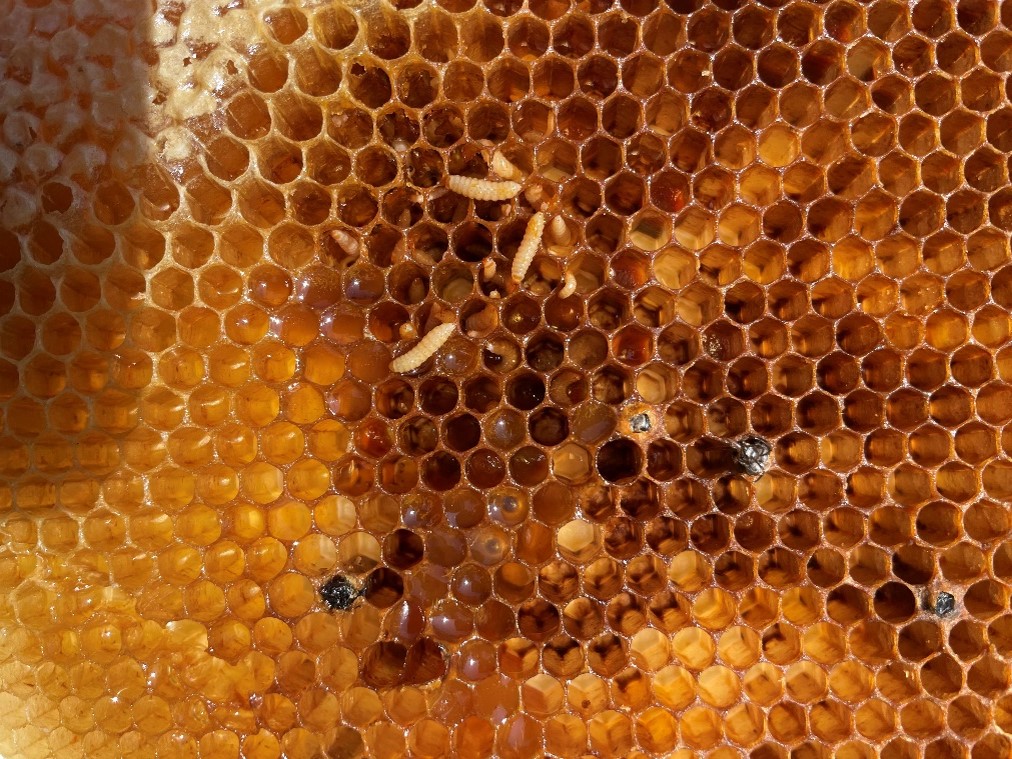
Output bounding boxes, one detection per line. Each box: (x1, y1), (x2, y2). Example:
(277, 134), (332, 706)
(3, 0), (1012, 757)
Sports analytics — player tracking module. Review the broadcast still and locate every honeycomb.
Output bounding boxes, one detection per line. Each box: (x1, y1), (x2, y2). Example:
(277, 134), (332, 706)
(5, 0), (1012, 756)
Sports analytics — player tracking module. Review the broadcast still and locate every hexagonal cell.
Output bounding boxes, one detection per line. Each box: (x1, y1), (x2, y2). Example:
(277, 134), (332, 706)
(608, 324), (651, 367)
(552, 442), (593, 486)
(680, 359), (723, 406)
(669, 127), (711, 174)
(672, 283), (719, 330)
(578, 287), (627, 332)
(590, 363), (632, 405)
(690, 87), (733, 133)
(714, 203), (759, 247)
(690, 167), (733, 211)
(737, 164), (779, 205)
(601, 172), (644, 216)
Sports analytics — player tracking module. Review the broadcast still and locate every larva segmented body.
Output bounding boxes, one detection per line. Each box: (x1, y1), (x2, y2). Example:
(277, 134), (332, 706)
(448, 174), (522, 201)
(329, 228), (360, 256)
(549, 215), (573, 246)
(524, 184), (547, 210)
(559, 271), (577, 299)
(480, 257), (496, 281)
(491, 150), (524, 181)
(390, 322), (457, 373)
(511, 211), (546, 283)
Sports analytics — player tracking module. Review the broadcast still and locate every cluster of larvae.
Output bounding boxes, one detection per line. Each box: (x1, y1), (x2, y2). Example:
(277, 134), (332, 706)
(390, 151), (576, 374)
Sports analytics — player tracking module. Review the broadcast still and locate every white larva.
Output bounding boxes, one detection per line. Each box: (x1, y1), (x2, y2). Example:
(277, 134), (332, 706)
(390, 322), (456, 373)
(480, 256), (496, 281)
(329, 228), (360, 258)
(523, 184), (547, 210)
(491, 150), (524, 182)
(559, 271), (577, 299)
(448, 174), (522, 201)
(511, 211), (546, 283)
(548, 215), (573, 246)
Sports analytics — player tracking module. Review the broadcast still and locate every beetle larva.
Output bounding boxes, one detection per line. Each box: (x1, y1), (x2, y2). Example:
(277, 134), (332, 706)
(448, 174), (522, 201)
(548, 215), (573, 246)
(491, 150), (524, 181)
(559, 270), (577, 299)
(390, 322), (457, 373)
(329, 228), (360, 266)
(480, 256), (496, 281)
(511, 211), (546, 283)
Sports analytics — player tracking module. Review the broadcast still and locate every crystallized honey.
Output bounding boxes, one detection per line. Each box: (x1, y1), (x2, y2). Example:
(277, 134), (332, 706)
(3, 0), (1012, 757)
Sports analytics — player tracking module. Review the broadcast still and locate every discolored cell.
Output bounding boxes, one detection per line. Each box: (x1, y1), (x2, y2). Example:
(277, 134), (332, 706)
(443, 413), (481, 452)
(595, 438), (644, 485)
(479, 407), (524, 453)
(505, 445), (546, 487)
(505, 371), (546, 411)
(319, 574), (361, 611)
(421, 451), (462, 491)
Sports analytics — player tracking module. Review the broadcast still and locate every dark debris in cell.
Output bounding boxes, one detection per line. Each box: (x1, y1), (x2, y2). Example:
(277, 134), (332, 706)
(731, 435), (772, 477)
(925, 590), (957, 617)
(320, 574), (363, 611)
(629, 412), (651, 433)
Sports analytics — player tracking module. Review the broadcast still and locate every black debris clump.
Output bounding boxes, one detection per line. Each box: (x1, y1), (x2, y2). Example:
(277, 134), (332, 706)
(629, 413), (651, 433)
(929, 591), (957, 617)
(732, 435), (772, 477)
(320, 574), (361, 611)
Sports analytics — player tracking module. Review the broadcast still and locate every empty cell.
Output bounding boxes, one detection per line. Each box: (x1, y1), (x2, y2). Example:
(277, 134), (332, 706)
(670, 129), (712, 174)
(599, 93), (641, 140)
(959, 67), (1001, 116)
(732, 168), (777, 215)
(745, 320), (787, 361)
(683, 438), (732, 479)
(593, 438), (642, 485)
(714, 203), (759, 247)
(248, 48), (289, 100)
(522, 405), (566, 445)
(723, 356), (766, 400)
(699, 43), (747, 93)
(689, 171), (733, 219)
(854, 115), (902, 161)
(691, 87), (733, 132)
(898, 112), (939, 156)
(597, 12), (638, 56)
(789, 315), (833, 358)
(809, 278), (854, 319)
(954, 0), (995, 32)
(597, 521), (643, 565)
(610, 54), (661, 104)
(682, 3), (729, 50)
(602, 174), (644, 218)
(680, 359), (723, 404)
(410, 378), (459, 418)
(692, 145), (740, 196)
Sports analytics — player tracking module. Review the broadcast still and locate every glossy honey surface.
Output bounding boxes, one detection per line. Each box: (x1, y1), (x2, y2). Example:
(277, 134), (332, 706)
(3, 0), (1012, 757)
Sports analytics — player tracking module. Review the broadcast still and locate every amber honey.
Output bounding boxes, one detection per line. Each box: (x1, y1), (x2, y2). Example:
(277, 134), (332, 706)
(4, 0), (1012, 756)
